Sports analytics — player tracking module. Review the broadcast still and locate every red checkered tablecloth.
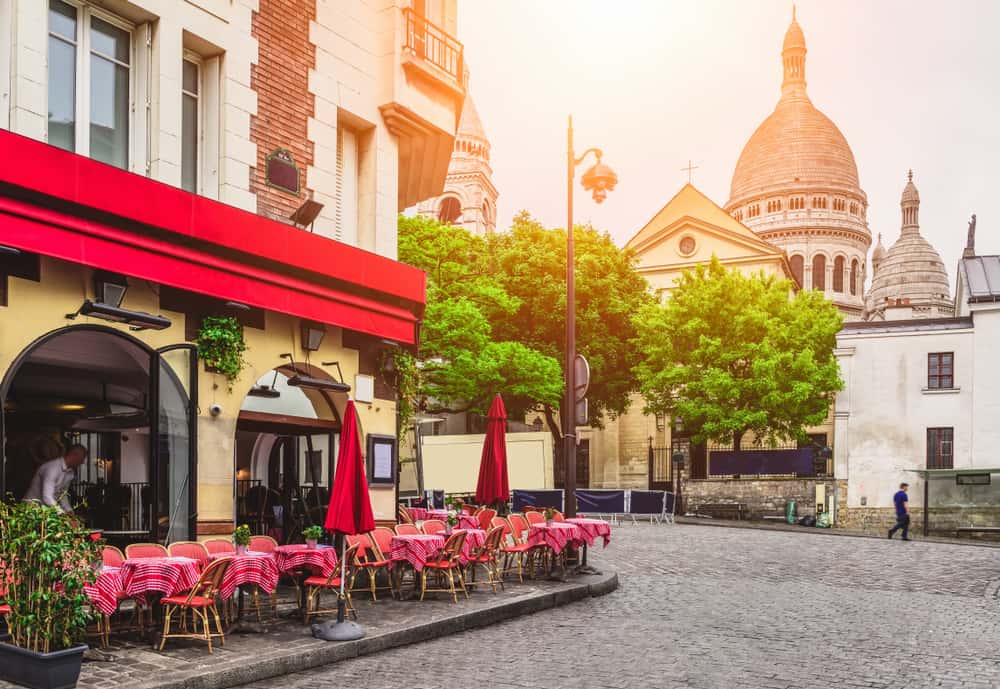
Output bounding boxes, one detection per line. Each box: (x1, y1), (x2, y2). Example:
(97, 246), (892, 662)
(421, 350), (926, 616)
(213, 553), (280, 599)
(565, 518), (612, 547)
(455, 528), (486, 565)
(390, 534), (446, 571)
(408, 507), (428, 521)
(272, 545), (339, 578)
(84, 566), (126, 616)
(527, 523), (584, 555)
(120, 557), (201, 600)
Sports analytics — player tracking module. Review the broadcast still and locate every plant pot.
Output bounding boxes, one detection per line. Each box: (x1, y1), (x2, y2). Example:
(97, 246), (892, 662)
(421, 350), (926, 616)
(0, 641), (87, 689)
(306, 539), (318, 549)
(445, 525), (453, 535)
(545, 519), (554, 527)
(235, 544), (248, 555)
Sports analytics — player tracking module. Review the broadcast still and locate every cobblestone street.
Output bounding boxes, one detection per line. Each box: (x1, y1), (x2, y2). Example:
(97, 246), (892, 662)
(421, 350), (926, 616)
(241, 524), (1000, 689)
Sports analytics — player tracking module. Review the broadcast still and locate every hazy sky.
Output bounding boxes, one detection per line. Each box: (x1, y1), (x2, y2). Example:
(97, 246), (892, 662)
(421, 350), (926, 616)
(457, 0), (1000, 288)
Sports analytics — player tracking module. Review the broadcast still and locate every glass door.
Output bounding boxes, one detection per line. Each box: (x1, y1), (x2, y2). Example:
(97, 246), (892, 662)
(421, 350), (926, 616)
(154, 345), (198, 543)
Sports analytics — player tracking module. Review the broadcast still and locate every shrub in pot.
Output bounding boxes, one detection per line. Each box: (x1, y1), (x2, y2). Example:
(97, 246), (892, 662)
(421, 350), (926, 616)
(302, 525), (324, 548)
(0, 500), (100, 689)
(233, 524), (251, 555)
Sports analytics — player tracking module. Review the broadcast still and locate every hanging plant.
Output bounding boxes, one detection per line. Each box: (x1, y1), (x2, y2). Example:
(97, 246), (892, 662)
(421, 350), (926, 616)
(381, 350), (418, 430)
(196, 315), (248, 389)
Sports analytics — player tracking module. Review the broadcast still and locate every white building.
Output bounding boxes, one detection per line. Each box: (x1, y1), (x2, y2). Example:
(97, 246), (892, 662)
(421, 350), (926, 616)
(835, 222), (1000, 533)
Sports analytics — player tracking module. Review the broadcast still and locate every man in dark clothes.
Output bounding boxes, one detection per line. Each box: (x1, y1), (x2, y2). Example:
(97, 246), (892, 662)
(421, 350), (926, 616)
(888, 482), (910, 540)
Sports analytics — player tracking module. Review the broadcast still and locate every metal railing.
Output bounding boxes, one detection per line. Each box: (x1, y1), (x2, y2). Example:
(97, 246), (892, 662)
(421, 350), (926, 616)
(403, 8), (463, 83)
(71, 481), (149, 532)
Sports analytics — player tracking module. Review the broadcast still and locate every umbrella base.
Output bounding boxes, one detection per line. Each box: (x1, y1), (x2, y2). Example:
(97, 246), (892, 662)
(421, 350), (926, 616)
(311, 620), (366, 642)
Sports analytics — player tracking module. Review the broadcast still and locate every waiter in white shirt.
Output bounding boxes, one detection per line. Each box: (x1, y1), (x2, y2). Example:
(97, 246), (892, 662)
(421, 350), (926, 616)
(22, 444), (88, 515)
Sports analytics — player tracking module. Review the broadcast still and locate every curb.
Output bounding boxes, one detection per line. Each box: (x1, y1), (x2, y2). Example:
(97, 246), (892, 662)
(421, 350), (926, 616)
(131, 570), (619, 689)
(675, 517), (1000, 549)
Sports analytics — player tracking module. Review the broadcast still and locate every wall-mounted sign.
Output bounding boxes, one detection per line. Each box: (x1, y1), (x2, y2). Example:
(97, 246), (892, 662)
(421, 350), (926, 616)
(265, 148), (300, 195)
(956, 473), (991, 486)
(366, 434), (397, 485)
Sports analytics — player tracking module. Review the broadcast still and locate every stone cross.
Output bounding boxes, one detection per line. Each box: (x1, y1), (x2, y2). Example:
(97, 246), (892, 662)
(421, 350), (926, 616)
(681, 160), (699, 184)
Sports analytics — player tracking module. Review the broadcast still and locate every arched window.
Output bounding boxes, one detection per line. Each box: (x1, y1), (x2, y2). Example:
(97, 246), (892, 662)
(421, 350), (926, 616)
(833, 256), (845, 292)
(438, 197), (461, 224)
(850, 259), (859, 296)
(812, 254), (826, 291)
(481, 201), (493, 229)
(790, 254), (804, 286)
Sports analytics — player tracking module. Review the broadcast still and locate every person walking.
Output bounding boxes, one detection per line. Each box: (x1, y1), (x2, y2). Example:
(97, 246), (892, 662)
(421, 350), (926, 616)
(888, 482), (910, 540)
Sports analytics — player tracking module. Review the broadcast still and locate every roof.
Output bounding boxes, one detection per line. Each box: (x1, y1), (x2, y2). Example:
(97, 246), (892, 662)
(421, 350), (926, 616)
(628, 184), (780, 252)
(457, 96), (487, 141)
(960, 256), (1000, 302)
(839, 316), (973, 335)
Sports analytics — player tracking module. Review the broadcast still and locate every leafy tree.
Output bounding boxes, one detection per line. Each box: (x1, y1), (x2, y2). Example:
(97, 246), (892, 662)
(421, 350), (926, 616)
(633, 257), (843, 450)
(397, 214), (562, 421)
(489, 212), (654, 442)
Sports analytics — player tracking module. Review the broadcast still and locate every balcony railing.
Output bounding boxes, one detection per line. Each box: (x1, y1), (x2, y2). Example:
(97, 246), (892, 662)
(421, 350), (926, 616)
(403, 8), (464, 84)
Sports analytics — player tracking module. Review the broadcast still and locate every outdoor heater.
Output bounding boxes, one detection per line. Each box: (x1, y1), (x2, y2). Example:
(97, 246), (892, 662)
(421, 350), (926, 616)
(66, 299), (171, 331)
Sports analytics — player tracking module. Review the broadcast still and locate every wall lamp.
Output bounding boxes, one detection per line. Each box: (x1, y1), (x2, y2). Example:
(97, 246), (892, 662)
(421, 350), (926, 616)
(93, 271), (129, 308)
(66, 299), (171, 331)
(289, 199), (324, 232)
(301, 321), (326, 351)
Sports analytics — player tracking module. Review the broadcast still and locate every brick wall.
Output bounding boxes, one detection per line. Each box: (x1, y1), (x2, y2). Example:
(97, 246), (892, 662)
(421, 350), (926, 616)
(250, 0), (317, 221)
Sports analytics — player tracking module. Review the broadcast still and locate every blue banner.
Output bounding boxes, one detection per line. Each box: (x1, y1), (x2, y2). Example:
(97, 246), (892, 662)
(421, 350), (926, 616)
(512, 489), (564, 512)
(577, 490), (626, 514)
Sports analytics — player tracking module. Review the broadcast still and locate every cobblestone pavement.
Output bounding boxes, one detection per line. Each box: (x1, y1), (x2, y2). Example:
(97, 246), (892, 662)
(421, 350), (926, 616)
(241, 524), (1000, 689)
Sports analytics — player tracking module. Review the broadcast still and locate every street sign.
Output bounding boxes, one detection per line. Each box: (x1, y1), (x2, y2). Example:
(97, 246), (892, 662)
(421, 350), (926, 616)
(575, 398), (588, 426)
(574, 354), (590, 401)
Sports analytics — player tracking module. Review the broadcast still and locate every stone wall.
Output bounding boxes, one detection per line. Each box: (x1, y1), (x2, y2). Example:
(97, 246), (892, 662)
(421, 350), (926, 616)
(840, 506), (1000, 538)
(683, 477), (847, 524)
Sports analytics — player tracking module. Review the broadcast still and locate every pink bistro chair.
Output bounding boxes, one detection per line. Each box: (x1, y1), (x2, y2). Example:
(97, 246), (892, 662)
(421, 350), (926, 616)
(125, 543), (168, 559)
(421, 519), (446, 535)
(168, 541), (211, 568)
(394, 523), (420, 536)
(249, 535), (279, 553)
(102, 545), (126, 567)
(523, 511), (544, 526)
(204, 539), (236, 556)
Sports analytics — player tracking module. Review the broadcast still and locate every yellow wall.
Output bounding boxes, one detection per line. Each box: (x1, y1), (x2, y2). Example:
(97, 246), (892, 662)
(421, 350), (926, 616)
(0, 257), (400, 530)
(420, 432), (553, 494)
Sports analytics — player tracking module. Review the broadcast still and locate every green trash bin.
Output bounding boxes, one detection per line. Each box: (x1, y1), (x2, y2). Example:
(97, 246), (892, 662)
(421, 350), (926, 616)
(785, 500), (797, 524)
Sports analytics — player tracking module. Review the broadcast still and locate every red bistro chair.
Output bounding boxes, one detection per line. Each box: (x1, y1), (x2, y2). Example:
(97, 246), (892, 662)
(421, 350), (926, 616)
(464, 525), (505, 594)
(523, 511), (545, 526)
(421, 519), (446, 535)
(204, 539), (236, 556)
(394, 523), (420, 536)
(477, 508), (497, 532)
(419, 531), (468, 603)
(249, 535), (278, 553)
(347, 533), (394, 601)
(503, 514), (539, 582)
(125, 543), (168, 559)
(102, 545), (125, 567)
(158, 557), (231, 653)
(303, 544), (360, 624)
(167, 541), (210, 568)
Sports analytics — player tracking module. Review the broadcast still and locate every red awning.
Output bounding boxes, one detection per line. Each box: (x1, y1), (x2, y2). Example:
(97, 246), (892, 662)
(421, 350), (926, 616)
(0, 130), (424, 344)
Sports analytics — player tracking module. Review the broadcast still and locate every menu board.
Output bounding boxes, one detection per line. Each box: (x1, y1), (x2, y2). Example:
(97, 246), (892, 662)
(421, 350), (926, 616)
(366, 434), (397, 485)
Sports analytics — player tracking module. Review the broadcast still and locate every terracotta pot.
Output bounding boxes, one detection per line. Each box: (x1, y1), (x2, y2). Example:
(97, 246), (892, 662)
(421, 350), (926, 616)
(306, 539), (318, 549)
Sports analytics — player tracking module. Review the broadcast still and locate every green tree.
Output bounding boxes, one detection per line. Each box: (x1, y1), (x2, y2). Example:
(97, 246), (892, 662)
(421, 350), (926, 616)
(397, 214), (562, 421)
(633, 257), (843, 450)
(489, 212), (654, 441)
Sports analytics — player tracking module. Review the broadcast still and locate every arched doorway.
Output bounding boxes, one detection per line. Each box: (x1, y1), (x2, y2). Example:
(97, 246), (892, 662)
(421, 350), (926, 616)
(0, 325), (197, 545)
(234, 363), (344, 543)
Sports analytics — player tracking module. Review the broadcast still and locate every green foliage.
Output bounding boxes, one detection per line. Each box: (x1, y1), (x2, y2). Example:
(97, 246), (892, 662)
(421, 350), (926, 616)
(232, 524), (251, 546)
(302, 525), (324, 541)
(633, 257), (843, 449)
(397, 212), (652, 435)
(388, 351), (418, 431)
(196, 316), (248, 389)
(0, 500), (100, 653)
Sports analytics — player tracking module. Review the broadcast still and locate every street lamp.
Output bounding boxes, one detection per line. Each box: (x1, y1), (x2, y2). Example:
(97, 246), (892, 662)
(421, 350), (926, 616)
(564, 115), (617, 517)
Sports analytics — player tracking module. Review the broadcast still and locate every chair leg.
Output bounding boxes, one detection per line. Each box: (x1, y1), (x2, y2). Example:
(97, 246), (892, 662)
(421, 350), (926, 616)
(202, 610), (212, 654)
(455, 567), (469, 600)
(211, 604), (226, 647)
(159, 606), (172, 651)
(419, 570), (428, 601)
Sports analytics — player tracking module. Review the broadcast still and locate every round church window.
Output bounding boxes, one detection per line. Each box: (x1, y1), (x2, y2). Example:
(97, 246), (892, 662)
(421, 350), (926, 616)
(678, 236), (696, 256)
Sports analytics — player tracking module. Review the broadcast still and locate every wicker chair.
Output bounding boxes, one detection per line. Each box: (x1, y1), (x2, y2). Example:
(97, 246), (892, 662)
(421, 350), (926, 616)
(397, 504), (415, 524)
(101, 545), (125, 567)
(303, 544), (359, 624)
(204, 539), (236, 556)
(125, 543), (168, 559)
(464, 525), (505, 594)
(249, 535), (279, 553)
(421, 519), (446, 535)
(476, 508), (497, 532)
(347, 533), (395, 601)
(419, 531), (468, 603)
(502, 514), (540, 582)
(167, 541), (210, 568)
(159, 557), (231, 653)
(394, 523), (420, 536)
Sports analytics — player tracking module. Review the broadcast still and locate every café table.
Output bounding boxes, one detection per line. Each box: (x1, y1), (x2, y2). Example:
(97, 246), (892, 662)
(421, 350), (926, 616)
(273, 544), (339, 610)
(564, 518), (612, 548)
(455, 528), (486, 565)
(458, 514), (480, 530)
(120, 556), (201, 602)
(209, 551), (280, 623)
(389, 533), (446, 600)
(84, 566), (126, 617)
(526, 522), (584, 555)
(408, 507), (429, 521)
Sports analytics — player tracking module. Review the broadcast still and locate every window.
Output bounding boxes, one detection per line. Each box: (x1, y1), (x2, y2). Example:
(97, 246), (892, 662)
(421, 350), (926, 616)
(790, 254), (804, 286)
(812, 254), (826, 291)
(789, 197), (805, 210)
(47, 0), (132, 169)
(927, 427), (953, 469)
(812, 196), (827, 209)
(850, 259), (859, 296)
(927, 352), (954, 389)
(832, 256), (845, 293)
(438, 197), (461, 224)
(181, 57), (200, 193)
(335, 124), (360, 243)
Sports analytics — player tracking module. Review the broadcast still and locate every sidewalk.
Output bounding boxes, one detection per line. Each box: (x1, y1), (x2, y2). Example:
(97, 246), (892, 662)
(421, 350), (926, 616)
(0, 562), (617, 689)
(675, 515), (1000, 548)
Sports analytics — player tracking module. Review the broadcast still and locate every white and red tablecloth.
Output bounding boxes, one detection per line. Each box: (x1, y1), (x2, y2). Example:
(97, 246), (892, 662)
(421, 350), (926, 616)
(120, 557), (201, 601)
(408, 507), (428, 521)
(455, 528), (486, 565)
(211, 552), (281, 599)
(272, 544), (339, 578)
(389, 534), (446, 571)
(526, 523), (584, 555)
(84, 566), (126, 616)
(565, 518), (612, 548)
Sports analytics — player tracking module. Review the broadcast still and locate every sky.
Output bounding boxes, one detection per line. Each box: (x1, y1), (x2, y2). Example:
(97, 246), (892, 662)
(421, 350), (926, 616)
(457, 0), (1000, 288)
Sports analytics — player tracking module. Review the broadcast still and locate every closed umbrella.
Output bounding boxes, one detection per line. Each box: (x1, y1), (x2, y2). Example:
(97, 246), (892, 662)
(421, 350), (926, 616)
(475, 394), (510, 508)
(318, 399), (373, 640)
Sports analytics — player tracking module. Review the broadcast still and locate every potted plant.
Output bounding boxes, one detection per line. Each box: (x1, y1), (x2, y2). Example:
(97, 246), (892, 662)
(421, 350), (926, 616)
(233, 524), (251, 555)
(0, 500), (100, 689)
(543, 507), (557, 527)
(445, 513), (458, 535)
(303, 525), (324, 549)
(196, 315), (248, 391)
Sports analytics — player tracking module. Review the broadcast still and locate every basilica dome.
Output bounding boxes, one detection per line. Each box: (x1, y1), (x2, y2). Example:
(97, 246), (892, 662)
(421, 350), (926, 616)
(866, 172), (952, 320)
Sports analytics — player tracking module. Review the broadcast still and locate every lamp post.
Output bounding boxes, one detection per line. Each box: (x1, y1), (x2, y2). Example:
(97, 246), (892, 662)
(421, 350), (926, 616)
(564, 115), (617, 517)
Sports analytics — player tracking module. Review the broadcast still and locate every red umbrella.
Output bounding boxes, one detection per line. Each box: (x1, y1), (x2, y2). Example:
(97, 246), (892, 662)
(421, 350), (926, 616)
(475, 394), (510, 505)
(324, 399), (375, 534)
(322, 399), (373, 632)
